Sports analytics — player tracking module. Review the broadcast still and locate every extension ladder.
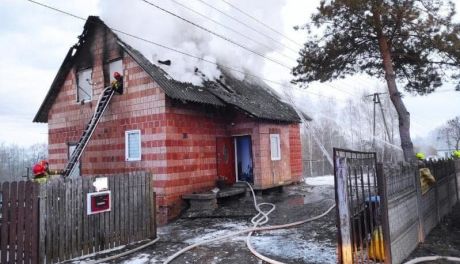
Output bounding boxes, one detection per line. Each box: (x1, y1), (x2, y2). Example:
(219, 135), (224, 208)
(62, 86), (115, 177)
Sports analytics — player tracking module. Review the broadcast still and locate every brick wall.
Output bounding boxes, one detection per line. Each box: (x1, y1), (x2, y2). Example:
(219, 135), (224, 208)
(158, 101), (228, 223)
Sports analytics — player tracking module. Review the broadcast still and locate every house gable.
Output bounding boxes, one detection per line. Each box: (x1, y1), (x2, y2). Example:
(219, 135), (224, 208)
(34, 16), (124, 123)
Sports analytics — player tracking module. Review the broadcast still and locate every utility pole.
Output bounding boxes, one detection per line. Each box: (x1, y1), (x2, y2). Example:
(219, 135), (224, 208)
(366, 92), (392, 148)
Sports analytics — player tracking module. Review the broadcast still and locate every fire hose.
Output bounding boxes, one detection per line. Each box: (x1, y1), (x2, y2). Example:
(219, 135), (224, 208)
(403, 256), (460, 264)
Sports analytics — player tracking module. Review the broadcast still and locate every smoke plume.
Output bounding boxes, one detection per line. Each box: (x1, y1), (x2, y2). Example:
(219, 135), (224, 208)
(99, 0), (288, 85)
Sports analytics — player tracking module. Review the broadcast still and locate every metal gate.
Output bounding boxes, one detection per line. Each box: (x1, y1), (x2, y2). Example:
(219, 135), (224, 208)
(333, 148), (391, 264)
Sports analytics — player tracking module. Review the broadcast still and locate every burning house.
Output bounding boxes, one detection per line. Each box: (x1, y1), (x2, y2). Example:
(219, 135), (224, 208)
(33, 16), (306, 223)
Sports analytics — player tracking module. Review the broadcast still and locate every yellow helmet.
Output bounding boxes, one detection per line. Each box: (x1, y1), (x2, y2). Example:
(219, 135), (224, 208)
(415, 152), (425, 160)
(453, 150), (460, 159)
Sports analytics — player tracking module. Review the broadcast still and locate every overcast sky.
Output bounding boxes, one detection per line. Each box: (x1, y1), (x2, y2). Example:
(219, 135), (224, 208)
(0, 0), (459, 146)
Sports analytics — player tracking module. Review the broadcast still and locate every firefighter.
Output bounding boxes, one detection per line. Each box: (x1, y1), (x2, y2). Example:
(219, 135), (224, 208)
(32, 160), (62, 183)
(32, 160), (50, 184)
(111, 71), (123, 94)
(414, 152), (436, 194)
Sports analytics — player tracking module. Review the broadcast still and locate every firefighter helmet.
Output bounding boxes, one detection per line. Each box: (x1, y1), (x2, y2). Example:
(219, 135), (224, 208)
(453, 150), (460, 159)
(113, 71), (122, 81)
(32, 160), (48, 177)
(415, 152), (425, 160)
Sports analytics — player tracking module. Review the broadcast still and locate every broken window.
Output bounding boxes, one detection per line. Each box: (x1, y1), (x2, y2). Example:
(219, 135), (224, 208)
(109, 59), (123, 82)
(125, 130), (142, 161)
(77, 68), (93, 102)
(270, 134), (281, 161)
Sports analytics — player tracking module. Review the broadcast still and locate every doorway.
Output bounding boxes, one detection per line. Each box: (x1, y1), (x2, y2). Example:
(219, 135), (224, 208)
(235, 136), (254, 183)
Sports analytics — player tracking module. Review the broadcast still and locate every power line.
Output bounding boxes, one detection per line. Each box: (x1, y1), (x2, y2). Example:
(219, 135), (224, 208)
(218, 0), (304, 48)
(25, 0), (323, 96)
(193, 0), (300, 55)
(168, 0), (297, 62)
(140, 0), (291, 70)
(321, 83), (357, 97)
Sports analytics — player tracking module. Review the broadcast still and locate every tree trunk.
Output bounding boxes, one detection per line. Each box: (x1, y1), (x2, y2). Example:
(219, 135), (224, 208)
(373, 9), (415, 162)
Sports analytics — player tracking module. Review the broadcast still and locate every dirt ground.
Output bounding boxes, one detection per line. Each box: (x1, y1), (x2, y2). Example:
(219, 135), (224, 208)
(76, 179), (338, 264)
(404, 203), (460, 264)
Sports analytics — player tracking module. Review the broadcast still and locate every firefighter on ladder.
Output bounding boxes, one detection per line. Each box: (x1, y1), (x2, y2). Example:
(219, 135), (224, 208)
(111, 71), (123, 94)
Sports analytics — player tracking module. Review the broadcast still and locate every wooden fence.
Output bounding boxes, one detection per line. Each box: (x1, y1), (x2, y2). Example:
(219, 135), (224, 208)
(0, 181), (40, 264)
(0, 172), (156, 264)
(40, 172), (156, 263)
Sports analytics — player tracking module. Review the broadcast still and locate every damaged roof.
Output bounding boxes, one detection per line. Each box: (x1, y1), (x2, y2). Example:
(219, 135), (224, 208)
(34, 16), (307, 123)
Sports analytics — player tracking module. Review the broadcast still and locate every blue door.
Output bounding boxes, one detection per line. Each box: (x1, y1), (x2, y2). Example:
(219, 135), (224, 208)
(235, 136), (254, 183)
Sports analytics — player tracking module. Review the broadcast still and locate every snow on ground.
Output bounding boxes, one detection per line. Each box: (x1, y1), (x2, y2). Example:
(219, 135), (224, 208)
(121, 253), (150, 264)
(183, 221), (251, 245)
(250, 229), (336, 263)
(305, 175), (334, 186)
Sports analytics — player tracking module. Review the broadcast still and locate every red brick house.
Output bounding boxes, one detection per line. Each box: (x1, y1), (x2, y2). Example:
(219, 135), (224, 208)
(33, 17), (306, 224)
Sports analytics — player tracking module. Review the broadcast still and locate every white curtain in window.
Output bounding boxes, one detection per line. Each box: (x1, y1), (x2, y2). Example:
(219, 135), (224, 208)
(126, 130), (141, 161)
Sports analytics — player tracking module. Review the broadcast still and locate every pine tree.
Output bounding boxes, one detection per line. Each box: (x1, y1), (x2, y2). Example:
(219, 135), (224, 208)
(293, 0), (460, 161)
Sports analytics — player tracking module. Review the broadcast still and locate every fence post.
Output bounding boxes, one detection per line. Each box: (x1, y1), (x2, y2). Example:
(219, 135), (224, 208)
(456, 160), (460, 202)
(414, 164), (425, 243)
(376, 163), (392, 264)
(39, 183), (47, 264)
(334, 156), (353, 263)
(447, 161), (452, 210)
(433, 163), (441, 223)
(148, 173), (156, 239)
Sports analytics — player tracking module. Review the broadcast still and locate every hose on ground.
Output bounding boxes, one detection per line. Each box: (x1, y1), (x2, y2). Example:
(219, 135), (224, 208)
(404, 256), (460, 264)
(87, 237), (160, 264)
(163, 181), (335, 264)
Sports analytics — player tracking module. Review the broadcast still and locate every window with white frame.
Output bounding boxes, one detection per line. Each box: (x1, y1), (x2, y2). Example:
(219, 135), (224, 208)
(125, 130), (142, 161)
(270, 134), (281, 161)
(77, 68), (93, 102)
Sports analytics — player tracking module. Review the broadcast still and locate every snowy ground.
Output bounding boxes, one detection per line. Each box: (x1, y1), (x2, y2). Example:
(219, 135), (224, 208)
(305, 175), (334, 186)
(75, 179), (337, 264)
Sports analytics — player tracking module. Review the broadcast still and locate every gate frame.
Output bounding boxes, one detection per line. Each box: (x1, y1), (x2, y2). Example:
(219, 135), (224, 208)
(333, 148), (392, 264)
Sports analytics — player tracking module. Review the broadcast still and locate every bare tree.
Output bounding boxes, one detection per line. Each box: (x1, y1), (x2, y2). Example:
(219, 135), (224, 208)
(0, 142), (48, 182)
(441, 116), (460, 150)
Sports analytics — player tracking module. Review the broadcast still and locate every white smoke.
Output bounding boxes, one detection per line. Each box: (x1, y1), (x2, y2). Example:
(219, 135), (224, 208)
(98, 0), (289, 86)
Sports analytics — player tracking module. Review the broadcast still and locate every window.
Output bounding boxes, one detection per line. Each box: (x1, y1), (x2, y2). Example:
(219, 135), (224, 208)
(109, 59), (123, 82)
(125, 130), (142, 161)
(270, 134), (281, 161)
(77, 68), (93, 102)
(68, 143), (81, 177)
